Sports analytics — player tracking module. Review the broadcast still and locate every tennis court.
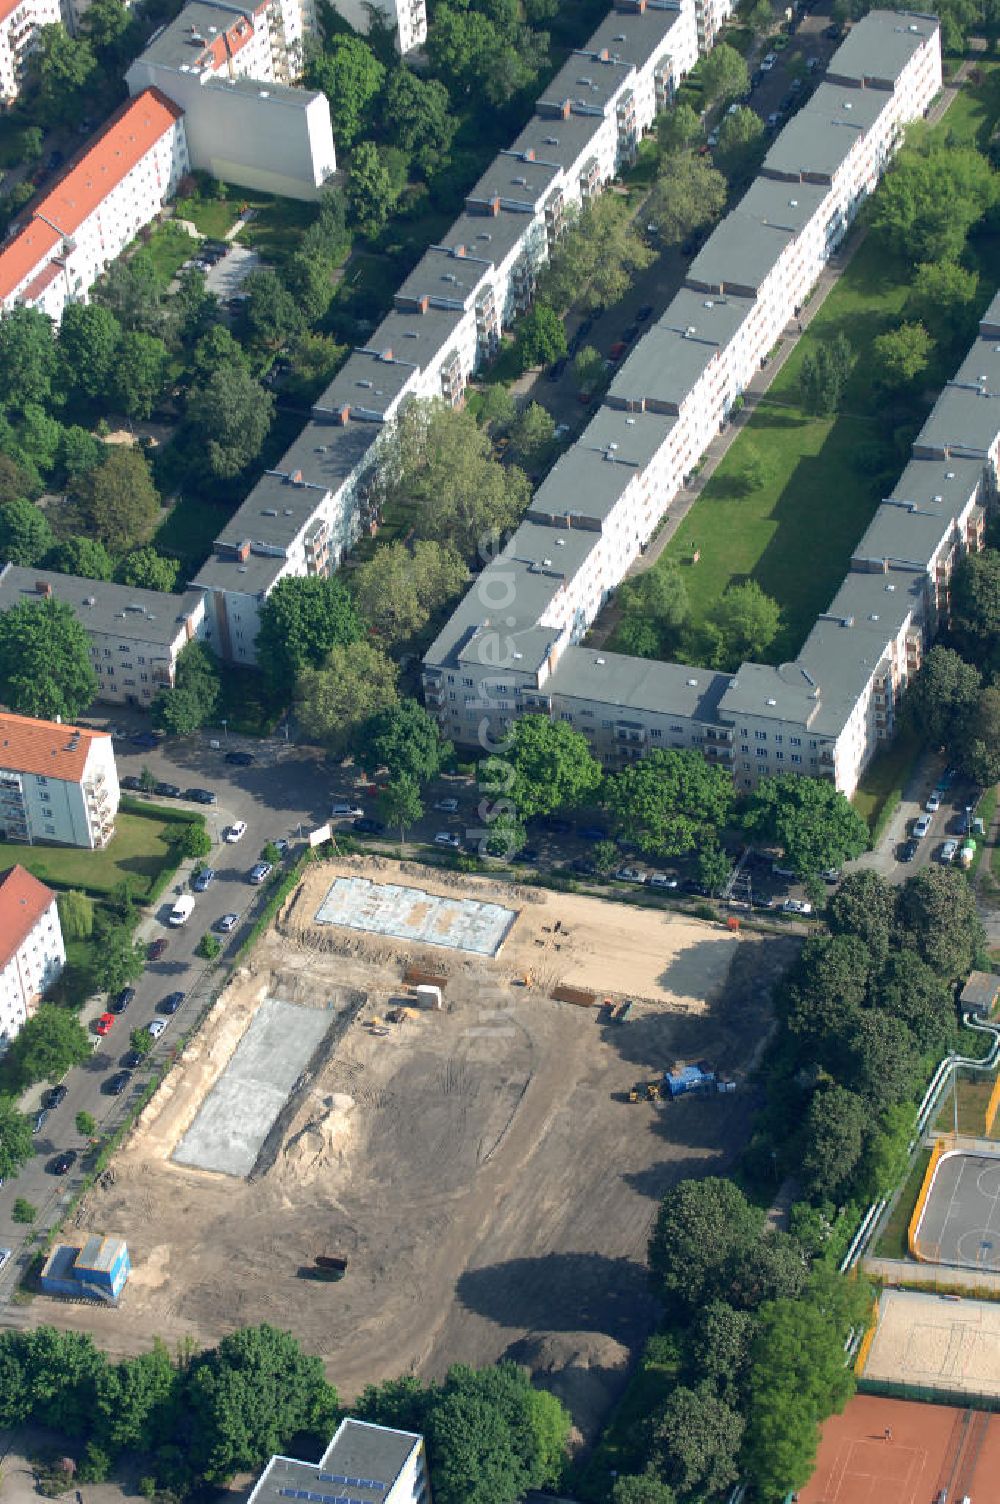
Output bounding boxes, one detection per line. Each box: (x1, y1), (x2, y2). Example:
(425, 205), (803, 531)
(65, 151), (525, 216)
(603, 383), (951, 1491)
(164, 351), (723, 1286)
(860, 1289), (1000, 1405)
(799, 1394), (1000, 1504)
(914, 1149), (1000, 1271)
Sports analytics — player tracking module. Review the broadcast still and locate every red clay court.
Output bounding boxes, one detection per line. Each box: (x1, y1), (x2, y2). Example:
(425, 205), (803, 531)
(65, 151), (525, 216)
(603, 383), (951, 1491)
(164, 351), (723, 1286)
(798, 1394), (1000, 1503)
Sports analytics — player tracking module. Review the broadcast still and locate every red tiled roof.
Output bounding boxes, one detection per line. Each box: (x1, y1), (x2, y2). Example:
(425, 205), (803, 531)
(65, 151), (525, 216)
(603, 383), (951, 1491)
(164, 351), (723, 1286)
(0, 710), (109, 781)
(0, 0), (31, 31)
(20, 258), (62, 301)
(0, 88), (185, 302)
(0, 864), (57, 971)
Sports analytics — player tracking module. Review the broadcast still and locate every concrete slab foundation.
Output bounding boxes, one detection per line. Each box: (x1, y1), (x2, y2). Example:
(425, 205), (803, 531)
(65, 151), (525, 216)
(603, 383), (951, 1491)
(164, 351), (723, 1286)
(313, 876), (517, 956)
(173, 997), (332, 1177)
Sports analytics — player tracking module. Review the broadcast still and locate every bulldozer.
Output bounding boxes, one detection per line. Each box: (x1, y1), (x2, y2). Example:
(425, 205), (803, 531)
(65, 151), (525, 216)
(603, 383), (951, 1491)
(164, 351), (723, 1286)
(646, 1082), (661, 1102)
(628, 1085), (641, 1104)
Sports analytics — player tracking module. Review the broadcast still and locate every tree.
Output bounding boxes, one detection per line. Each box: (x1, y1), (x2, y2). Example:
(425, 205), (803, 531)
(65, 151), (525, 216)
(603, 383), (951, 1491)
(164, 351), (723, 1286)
(0, 1098), (34, 1181)
(827, 870), (897, 965)
(284, 251), (334, 325)
(652, 1384), (744, 1498)
(573, 344), (605, 394)
(118, 547), (180, 593)
(94, 927), (147, 997)
(482, 810), (526, 859)
(906, 644), (981, 750)
(0, 453), (38, 505)
(111, 330), (168, 420)
(648, 1177), (765, 1318)
(286, 331), (347, 400)
(71, 447), (160, 554)
(606, 748), (734, 858)
(80, 0), (131, 56)
(94, 250), (162, 334)
(799, 1084), (867, 1200)
(949, 549), (1000, 667)
(76, 1110), (96, 1136)
(539, 197), (654, 314)
(0, 305), (59, 415)
(352, 539), (467, 646)
(296, 641), (399, 751)
(26, 24), (97, 128)
(897, 865), (985, 980)
(183, 1324), (338, 1485)
(0, 1327), (107, 1435)
(0, 597), (97, 719)
(378, 774), (424, 847)
(191, 324), (249, 384)
(428, 2), (544, 108)
(708, 580), (781, 666)
(12, 1195), (36, 1221)
(799, 333), (853, 416)
(384, 69), (456, 177)
(872, 141), (997, 264)
(618, 562), (689, 653)
(196, 933), (222, 960)
(715, 106), (766, 178)
(687, 1299), (757, 1401)
(613, 1476), (676, 1504)
(242, 268), (303, 351)
(657, 100), (702, 156)
(129, 1027), (154, 1058)
(58, 302), (122, 404)
(697, 840), (733, 894)
(94, 1340), (179, 1455)
(741, 774), (869, 877)
(872, 320), (933, 392)
(5, 1004), (91, 1089)
(307, 34), (385, 146)
(47, 535), (114, 580)
(960, 683), (1000, 785)
(509, 402), (555, 465)
(478, 383), (516, 433)
(699, 42), (749, 105)
(176, 822), (212, 860)
(781, 933), (872, 1052)
(0, 498), (54, 566)
(513, 302), (567, 373)
(648, 150), (727, 249)
(58, 426), (105, 482)
(906, 259), (979, 349)
(878, 950), (956, 1054)
(347, 141), (398, 238)
(482, 715), (603, 820)
(57, 889), (94, 941)
(256, 575), (362, 692)
(740, 0), (774, 37)
(188, 362), (274, 479)
(152, 641), (221, 735)
(357, 699), (450, 783)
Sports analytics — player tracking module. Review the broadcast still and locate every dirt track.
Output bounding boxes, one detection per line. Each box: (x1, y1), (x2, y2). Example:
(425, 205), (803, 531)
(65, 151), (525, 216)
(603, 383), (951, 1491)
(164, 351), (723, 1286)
(23, 860), (795, 1438)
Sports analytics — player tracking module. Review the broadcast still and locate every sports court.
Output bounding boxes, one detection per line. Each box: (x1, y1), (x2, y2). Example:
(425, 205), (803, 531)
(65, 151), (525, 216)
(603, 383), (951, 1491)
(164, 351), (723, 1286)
(314, 876), (517, 956)
(860, 1289), (1000, 1405)
(913, 1149), (1000, 1271)
(799, 1394), (1000, 1504)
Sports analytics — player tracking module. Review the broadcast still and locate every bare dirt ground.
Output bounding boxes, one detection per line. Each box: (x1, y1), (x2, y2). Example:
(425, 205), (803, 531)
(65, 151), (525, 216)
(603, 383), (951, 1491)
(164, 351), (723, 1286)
(17, 858), (795, 1439)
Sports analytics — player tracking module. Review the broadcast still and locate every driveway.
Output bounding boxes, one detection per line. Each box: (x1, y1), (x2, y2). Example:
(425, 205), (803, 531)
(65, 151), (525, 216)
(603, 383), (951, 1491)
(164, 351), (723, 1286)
(204, 245), (262, 298)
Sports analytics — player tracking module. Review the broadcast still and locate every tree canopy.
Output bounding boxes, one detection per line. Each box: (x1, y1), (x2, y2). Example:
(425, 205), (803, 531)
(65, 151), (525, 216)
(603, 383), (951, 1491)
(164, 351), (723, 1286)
(742, 774), (869, 877)
(256, 575), (362, 692)
(482, 715), (603, 820)
(871, 138), (997, 263)
(648, 1177), (765, 1318)
(70, 447), (160, 555)
(153, 641), (221, 736)
(0, 498), (54, 566)
(187, 362), (274, 479)
(5, 1004), (91, 1090)
(648, 151), (726, 249)
(356, 698), (450, 784)
(307, 34), (385, 146)
(606, 748), (734, 859)
(296, 641), (399, 751)
(352, 539), (467, 646)
(0, 1098), (34, 1182)
(0, 597), (97, 720)
(538, 196), (654, 315)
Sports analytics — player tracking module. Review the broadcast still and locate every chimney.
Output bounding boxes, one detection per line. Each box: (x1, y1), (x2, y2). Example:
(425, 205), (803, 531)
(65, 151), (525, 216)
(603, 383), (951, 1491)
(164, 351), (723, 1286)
(334, 404), (350, 425)
(236, 540), (251, 563)
(291, 469), (304, 484)
(35, 580), (52, 596)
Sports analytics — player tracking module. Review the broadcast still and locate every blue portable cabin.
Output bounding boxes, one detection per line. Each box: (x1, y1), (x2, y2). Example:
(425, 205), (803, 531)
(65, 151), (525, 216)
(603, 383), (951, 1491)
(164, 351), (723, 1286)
(39, 1235), (130, 1303)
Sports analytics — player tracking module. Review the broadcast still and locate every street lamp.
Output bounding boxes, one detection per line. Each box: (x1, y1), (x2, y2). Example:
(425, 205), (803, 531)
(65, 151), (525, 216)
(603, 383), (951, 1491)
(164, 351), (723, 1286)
(221, 718), (228, 742)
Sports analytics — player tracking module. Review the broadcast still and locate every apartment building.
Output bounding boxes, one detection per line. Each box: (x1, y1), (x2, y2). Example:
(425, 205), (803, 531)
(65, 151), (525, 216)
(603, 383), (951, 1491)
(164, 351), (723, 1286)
(329, 0), (426, 53)
(196, 0), (701, 664)
(0, 567), (207, 708)
(0, 712), (119, 849)
(125, 0), (334, 199)
(0, 865), (64, 1051)
(0, 0), (59, 103)
(0, 88), (188, 325)
(422, 12), (948, 798)
(248, 1419), (431, 1504)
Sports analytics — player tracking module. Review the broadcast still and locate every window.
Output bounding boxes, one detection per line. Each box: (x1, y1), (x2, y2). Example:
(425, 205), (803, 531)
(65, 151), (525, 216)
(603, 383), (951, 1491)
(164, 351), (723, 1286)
(755, 730), (767, 741)
(104, 648), (111, 657)
(35, 775), (47, 785)
(756, 747), (767, 758)
(39, 792), (50, 803)
(791, 754), (802, 764)
(651, 728), (663, 739)
(462, 677), (474, 687)
(670, 724), (684, 733)
(775, 751), (784, 760)
(741, 743), (749, 753)
(790, 736), (801, 746)
(774, 734), (782, 744)
(601, 719), (613, 729)
(44, 823), (55, 834)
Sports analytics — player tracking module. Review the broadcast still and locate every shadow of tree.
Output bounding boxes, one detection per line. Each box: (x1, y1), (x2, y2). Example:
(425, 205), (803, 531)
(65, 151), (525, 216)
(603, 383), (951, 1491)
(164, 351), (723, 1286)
(457, 1253), (657, 1347)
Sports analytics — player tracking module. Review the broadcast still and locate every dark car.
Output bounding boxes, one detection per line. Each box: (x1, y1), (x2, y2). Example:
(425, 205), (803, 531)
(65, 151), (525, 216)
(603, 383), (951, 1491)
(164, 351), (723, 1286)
(105, 1070), (132, 1096)
(577, 316), (593, 341)
(154, 781), (181, 799)
(50, 1149), (78, 1175)
(518, 847), (540, 864)
(225, 750), (255, 766)
(353, 816), (386, 835)
(570, 855), (595, 875)
(119, 775), (144, 791)
(578, 825), (609, 841)
(191, 867), (216, 892)
(635, 304), (654, 322)
(120, 1049), (145, 1070)
(622, 323), (639, 343)
(159, 991), (184, 1015)
(540, 816), (572, 834)
(44, 1084), (68, 1110)
(546, 356), (568, 381)
(824, 22), (841, 37)
(110, 986), (135, 1014)
(185, 787), (217, 804)
(131, 730), (159, 749)
(147, 937), (168, 961)
(899, 838), (919, 863)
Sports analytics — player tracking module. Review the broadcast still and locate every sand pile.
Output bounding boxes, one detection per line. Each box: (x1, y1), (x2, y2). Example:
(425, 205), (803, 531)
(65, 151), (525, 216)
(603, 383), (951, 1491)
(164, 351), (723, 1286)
(281, 1093), (356, 1179)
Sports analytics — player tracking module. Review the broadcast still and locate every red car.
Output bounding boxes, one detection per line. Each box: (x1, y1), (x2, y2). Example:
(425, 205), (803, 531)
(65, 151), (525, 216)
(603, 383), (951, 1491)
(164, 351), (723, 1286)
(148, 937), (168, 961)
(94, 1012), (115, 1036)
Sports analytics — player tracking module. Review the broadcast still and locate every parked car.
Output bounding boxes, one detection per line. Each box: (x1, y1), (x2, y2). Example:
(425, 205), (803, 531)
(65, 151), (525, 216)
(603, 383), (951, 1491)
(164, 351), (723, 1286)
(119, 775), (143, 791)
(649, 872), (679, 889)
(615, 866), (647, 884)
(159, 992), (184, 1015)
(131, 730), (159, 749)
(434, 831), (461, 848)
(913, 813), (933, 839)
(148, 1019), (168, 1039)
(95, 1011), (116, 1036)
(191, 867), (216, 892)
(0, 1248), (11, 1272)
(925, 791), (941, 813)
(781, 898), (812, 915)
(898, 838), (919, 863)
(44, 1084), (68, 1109)
(434, 798), (460, 814)
(110, 987), (135, 1014)
(185, 787), (216, 804)
(225, 820), (248, 842)
(939, 840), (959, 864)
(636, 304), (654, 322)
(546, 356), (568, 381)
(353, 816), (386, 835)
(105, 1070), (132, 1096)
(248, 861), (273, 884)
(50, 1149), (78, 1176)
(147, 937), (168, 961)
(154, 782), (181, 799)
(225, 750), (254, 766)
(274, 838), (290, 857)
(214, 912), (239, 933)
(168, 894), (195, 927)
(33, 1107), (49, 1133)
(331, 799), (364, 818)
(821, 868), (842, 884)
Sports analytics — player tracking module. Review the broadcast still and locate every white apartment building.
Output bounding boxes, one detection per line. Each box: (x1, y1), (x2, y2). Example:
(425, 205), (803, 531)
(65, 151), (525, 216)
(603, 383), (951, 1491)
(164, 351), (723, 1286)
(0, 713), (119, 849)
(0, 0), (59, 103)
(248, 1420), (430, 1504)
(329, 0), (426, 53)
(0, 865), (64, 1051)
(0, 88), (188, 325)
(422, 11), (948, 798)
(0, 567), (208, 708)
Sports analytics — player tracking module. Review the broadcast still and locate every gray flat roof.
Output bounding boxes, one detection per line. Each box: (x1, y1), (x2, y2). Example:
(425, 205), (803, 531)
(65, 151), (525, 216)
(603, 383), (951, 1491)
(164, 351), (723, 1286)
(889, 453), (985, 512)
(762, 82), (891, 181)
(915, 383), (1000, 458)
(686, 212), (791, 295)
(315, 347), (420, 417)
(826, 9), (938, 87)
(371, 300), (468, 372)
(608, 322), (719, 407)
(735, 174), (832, 232)
(0, 565), (201, 643)
(717, 659), (821, 726)
(424, 211), (535, 288)
(585, 2), (689, 73)
(206, 74), (320, 108)
(529, 408), (673, 523)
(952, 334), (1000, 394)
(852, 501), (959, 573)
(250, 1421), (421, 1504)
(551, 646), (732, 723)
(981, 289), (1000, 334)
(136, 0), (255, 72)
(540, 50), (631, 119)
(508, 109), (608, 180)
(657, 286), (755, 346)
(466, 148), (561, 212)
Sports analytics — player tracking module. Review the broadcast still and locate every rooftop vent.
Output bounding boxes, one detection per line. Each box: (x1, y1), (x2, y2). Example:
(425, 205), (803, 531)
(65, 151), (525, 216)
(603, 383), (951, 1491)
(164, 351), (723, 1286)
(687, 678), (698, 687)
(262, 508), (278, 516)
(789, 198), (798, 206)
(886, 583), (896, 592)
(766, 697), (777, 706)
(869, 613), (879, 621)
(85, 596), (96, 606)
(946, 470), (956, 478)
(843, 100), (853, 109)
(933, 493), (943, 502)
(544, 136), (559, 144)
(542, 557), (552, 567)
(595, 656), (606, 665)
(704, 300), (714, 308)
(555, 537), (566, 546)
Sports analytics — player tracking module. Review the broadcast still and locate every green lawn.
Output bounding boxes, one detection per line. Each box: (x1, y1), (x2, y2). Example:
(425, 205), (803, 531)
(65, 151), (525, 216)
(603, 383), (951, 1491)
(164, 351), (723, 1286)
(873, 1146), (931, 1260)
(852, 726), (922, 835)
(239, 194), (318, 267)
(143, 221), (198, 287)
(0, 809), (186, 901)
(154, 492), (232, 578)
(173, 193), (244, 240)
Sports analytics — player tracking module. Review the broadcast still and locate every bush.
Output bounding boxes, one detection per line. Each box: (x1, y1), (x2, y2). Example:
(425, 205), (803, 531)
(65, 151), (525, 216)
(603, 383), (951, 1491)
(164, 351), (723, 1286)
(11, 1197), (36, 1223)
(76, 1111), (96, 1136)
(195, 933), (222, 960)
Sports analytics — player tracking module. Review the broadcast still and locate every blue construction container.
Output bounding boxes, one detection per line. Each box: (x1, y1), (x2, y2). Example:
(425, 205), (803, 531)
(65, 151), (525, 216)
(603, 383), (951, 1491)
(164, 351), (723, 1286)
(40, 1235), (130, 1303)
(664, 1063), (716, 1098)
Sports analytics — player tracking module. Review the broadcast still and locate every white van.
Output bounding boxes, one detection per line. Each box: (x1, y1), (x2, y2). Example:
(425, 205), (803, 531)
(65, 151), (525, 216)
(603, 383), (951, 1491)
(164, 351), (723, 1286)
(168, 894), (196, 927)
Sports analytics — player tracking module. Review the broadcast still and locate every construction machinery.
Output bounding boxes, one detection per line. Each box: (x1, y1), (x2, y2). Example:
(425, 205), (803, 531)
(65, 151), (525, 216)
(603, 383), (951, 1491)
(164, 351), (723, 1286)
(628, 1085), (641, 1103)
(646, 1082), (661, 1102)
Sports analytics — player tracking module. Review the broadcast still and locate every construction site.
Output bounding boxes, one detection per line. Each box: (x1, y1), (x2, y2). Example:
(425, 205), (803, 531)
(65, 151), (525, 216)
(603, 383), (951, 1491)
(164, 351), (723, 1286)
(28, 856), (793, 1437)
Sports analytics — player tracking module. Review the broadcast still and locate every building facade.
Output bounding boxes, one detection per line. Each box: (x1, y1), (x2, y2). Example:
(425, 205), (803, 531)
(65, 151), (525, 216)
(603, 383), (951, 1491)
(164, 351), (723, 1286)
(0, 567), (207, 708)
(248, 1419), (430, 1504)
(0, 864), (64, 1051)
(0, 712), (120, 848)
(0, 88), (188, 325)
(329, 0), (426, 54)
(0, 0), (60, 103)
